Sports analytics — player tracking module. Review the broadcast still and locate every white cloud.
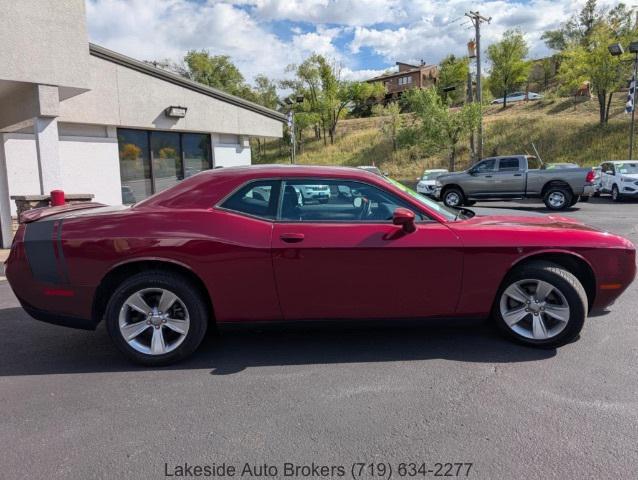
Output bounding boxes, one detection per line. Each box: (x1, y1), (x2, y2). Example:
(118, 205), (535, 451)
(86, 0), (623, 87)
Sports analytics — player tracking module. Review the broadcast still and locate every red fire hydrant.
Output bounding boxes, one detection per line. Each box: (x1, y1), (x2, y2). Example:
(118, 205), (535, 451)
(50, 190), (65, 207)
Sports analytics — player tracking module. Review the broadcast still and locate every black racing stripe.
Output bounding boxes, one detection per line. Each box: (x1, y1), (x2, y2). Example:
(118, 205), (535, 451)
(24, 221), (62, 284)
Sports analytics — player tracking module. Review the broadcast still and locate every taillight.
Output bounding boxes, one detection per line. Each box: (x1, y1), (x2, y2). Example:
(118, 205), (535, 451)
(585, 170), (595, 184)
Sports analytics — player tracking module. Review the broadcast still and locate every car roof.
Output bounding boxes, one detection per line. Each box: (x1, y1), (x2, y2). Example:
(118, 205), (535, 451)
(135, 164), (383, 210)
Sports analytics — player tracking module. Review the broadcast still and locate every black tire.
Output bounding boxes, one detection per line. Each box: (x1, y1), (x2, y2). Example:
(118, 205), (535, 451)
(612, 184), (622, 202)
(493, 261), (587, 348)
(543, 186), (572, 210)
(105, 271), (209, 366)
(442, 187), (464, 208)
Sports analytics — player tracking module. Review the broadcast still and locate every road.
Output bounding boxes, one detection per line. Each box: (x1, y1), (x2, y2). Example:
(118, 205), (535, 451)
(0, 197), (637, 479)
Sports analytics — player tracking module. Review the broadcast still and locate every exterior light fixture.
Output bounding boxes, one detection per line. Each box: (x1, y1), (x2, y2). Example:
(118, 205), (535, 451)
(165, 106), (188, 118)
(629, 41), (638, 54)
(608, 43), (624, 56)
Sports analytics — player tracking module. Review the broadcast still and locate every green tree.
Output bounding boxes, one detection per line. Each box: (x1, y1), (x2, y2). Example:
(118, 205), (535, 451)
(402, 88), (481, 171)
(437, 55), (470, 105)
(284, 54), (385, 145)
(541, 0), (602, 50)
(252, 75), (279, 109)
(487, 30), (530, 108)
(183, 50), (247, 97)
(372, 102), (403, 151)
(558, 24), (629, 124)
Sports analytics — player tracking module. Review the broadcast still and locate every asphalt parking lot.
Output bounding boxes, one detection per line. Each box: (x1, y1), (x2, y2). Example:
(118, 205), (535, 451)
(0, 196), (637, 479)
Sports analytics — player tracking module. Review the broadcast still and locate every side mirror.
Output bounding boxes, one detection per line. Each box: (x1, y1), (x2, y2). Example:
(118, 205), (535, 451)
(392, 208), (416, 233)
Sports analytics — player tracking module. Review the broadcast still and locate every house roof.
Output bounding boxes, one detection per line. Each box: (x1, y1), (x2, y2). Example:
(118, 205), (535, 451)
(367, 64), (438, 82)
(89, 44), (286, 123)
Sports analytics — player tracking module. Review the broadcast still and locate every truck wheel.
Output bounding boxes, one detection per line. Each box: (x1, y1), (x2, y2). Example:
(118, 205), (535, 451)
(443, 187), (464, 208)
(543, 187), (572, 210)
(612, 185), (622, 202)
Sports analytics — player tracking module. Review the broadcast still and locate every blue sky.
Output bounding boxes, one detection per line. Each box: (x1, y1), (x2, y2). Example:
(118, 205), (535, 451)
(86, 0), (618, 84)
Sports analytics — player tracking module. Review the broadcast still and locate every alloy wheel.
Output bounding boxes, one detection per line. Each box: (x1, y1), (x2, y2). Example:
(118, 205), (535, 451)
(118, 288), (190, 355)
(548, 191), (566, 209)
(499, 279), (570, 340)
(445, 191), (461, 207)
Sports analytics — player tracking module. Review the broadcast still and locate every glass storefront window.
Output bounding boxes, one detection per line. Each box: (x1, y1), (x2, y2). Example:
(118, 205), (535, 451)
(151, 131), (182, 193)
(118, 129), (152, 204)
(182, 133), (212, 178)
(117, 129), (212, 204)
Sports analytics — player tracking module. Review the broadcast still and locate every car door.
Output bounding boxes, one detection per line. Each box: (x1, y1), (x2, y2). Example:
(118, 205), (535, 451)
(464, 158), (497, 197)
(493, 157), (525, 196)
(271, 178), (463, 320)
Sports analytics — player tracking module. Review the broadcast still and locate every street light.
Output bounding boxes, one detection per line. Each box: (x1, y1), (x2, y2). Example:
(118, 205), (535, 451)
(279, 95), (304, 164)
(609, 41), (638, 159)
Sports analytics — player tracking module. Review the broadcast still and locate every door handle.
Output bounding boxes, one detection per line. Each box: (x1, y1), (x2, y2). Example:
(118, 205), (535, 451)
(280, 233), (305, 243)
(485, 175), (493, 178)
(513, 173), (522, 176)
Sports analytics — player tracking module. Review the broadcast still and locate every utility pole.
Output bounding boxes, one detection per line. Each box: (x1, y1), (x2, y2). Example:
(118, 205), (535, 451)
(465, 10), (491, 160)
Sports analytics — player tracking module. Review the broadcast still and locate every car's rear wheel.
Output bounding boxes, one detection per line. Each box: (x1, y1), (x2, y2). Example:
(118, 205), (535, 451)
(543, 187), (572, 210)
(612, 184), (622, 202)
(493, 261), (587, 348)
(442, 187), (464, 208)
(105, 271), (208, 366)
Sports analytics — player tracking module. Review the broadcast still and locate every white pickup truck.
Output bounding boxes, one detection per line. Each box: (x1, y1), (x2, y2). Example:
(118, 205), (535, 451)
(433, 155), (596, 210)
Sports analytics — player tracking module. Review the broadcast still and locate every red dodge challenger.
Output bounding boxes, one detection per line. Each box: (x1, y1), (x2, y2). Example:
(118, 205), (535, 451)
(6, 165), (636, 365)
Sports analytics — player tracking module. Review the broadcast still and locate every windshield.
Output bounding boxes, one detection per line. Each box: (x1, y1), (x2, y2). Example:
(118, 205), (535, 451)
(384, 177), (458, 221)
(421, 171), (446, 180)
(618, 163), (638, 174)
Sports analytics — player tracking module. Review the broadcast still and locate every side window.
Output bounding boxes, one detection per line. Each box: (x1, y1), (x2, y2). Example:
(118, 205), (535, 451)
(279, 179), (425, 223)
(498, 158), (521, 171)
(474, 159), (496, 173)
(220, 180), (280, 220)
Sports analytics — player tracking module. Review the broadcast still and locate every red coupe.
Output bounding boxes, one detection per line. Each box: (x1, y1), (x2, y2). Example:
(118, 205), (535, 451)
(6, 166), (636, 365)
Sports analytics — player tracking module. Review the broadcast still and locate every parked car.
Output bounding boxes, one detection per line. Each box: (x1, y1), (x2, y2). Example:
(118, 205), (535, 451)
(545, 162), (579, 169)
(6, 166), (635, 365)
(598, 161), (638, 201)
(491, 91), (542, 105)
(433, 155), (596, 210)
(416, 169), (449, 196)
(295, 183), (331, 204)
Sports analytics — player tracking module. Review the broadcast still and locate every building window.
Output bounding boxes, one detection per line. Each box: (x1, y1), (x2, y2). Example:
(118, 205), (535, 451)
(117, 129), (212, 204)
(398, 76), (412, 86)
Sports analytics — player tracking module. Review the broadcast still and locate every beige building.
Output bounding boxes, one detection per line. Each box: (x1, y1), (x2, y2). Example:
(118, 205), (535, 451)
(367, 61), (439, 101)
(0, 0), (284, 247)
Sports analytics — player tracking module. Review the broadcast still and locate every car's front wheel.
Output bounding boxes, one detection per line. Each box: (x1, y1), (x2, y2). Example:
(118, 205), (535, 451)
(493, 261), (587, 348)
(612, 184), (622, 202)
(105, 271), (209, 365)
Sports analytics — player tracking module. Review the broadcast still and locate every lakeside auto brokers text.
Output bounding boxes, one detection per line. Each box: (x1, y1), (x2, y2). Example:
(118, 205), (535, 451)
(164, 461), (474, 478)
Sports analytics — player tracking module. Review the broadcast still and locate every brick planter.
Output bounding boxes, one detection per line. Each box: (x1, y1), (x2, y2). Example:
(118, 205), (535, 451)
(11, 194), (95, 223)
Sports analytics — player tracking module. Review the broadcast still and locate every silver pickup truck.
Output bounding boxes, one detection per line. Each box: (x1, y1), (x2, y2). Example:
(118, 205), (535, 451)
(433, 155), (595, 210)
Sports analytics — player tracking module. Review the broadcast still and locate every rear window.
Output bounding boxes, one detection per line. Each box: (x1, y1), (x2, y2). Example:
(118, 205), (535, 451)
(498, 158), (520, 171)
(220, 180), (280, 220)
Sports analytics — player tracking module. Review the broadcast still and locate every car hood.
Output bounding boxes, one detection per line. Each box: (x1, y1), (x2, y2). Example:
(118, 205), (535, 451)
(418, 180), (438, 185)
(460, 207), (600, 232)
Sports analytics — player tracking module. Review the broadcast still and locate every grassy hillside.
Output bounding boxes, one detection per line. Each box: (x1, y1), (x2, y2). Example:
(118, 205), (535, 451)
(253, 95), (633, 179)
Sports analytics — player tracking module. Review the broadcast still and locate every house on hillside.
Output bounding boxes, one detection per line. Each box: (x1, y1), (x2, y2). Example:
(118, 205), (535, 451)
(367, 61), (439, 102)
